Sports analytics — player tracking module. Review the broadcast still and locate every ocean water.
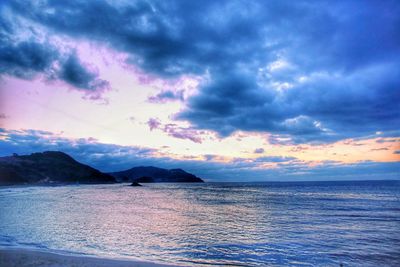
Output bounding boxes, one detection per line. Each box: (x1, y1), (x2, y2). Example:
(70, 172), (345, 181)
(0, 181), (399, 266)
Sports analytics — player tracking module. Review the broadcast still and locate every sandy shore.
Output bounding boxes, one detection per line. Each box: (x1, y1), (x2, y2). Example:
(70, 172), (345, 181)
(0, 248), (181, 267)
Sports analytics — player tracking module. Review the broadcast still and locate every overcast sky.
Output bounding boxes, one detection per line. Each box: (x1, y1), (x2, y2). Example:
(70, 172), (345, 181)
(0, 0), (399, 181)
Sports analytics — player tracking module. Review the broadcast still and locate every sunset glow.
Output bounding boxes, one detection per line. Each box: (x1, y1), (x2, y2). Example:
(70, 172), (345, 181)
(1, 0), (399, 181)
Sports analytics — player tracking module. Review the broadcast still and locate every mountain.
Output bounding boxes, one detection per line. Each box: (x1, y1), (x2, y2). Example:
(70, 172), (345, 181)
(109, 166), (204, 183)
(0, 151), (116, 185)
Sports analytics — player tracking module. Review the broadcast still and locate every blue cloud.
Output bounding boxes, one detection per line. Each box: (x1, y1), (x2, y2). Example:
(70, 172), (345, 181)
(254, 148), (264, 154)
(148, 90), (184, 103)
(0, 40), (57, 79)
(3, 0), (400, 143)
(254, 156), (297, 163)
(59, 53), (110, 95)
(0, 5), (109, 96)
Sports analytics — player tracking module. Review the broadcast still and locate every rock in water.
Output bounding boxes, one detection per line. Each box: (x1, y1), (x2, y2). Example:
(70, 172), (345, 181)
(129, 182), (142, 186)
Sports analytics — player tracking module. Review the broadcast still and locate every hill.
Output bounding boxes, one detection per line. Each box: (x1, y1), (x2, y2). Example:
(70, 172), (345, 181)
(109, 166), (204, 183)
(0, 151), (116, 185)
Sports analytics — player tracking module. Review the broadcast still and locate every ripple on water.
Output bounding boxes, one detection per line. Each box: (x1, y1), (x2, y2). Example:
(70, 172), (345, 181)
(0, 181), (399, 266)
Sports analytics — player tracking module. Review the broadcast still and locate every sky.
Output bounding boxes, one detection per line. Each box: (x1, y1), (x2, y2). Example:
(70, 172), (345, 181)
(0, 0), (399, 181)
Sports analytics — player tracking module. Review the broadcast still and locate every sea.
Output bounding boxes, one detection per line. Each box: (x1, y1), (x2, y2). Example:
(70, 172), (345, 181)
(0, 181), (399, 266)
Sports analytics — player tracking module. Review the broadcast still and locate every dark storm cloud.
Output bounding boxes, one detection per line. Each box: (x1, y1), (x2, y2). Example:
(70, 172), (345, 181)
(59, 53), (110, 96)
(4, 0), (400, 142)
(0, 6), (109, 95)
(8, 0), (269, 76)
(178, 62), (400, 143)
(0, 40), (57, 79)
(0, 39), (109, 94)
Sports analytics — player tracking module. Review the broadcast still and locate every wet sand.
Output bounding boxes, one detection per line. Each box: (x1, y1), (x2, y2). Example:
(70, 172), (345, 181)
(0, 248), (181, 267)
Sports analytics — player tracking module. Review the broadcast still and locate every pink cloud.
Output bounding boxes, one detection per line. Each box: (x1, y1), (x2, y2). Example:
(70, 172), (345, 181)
(146, 118), (204, 143)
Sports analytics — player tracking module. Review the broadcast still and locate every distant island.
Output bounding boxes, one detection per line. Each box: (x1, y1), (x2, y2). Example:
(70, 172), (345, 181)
(0, 151), (204, 185)
(109, 166), (204, 183)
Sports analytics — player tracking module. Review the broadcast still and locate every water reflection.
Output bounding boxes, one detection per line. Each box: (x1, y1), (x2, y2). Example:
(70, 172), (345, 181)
(0, 182), (399, 266)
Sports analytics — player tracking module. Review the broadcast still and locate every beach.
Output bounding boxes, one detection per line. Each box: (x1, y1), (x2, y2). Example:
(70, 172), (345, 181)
(0, 248), (180, 267)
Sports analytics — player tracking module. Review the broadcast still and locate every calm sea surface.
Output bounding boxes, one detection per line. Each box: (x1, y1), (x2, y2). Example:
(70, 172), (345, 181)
(0, 181), (399, 266)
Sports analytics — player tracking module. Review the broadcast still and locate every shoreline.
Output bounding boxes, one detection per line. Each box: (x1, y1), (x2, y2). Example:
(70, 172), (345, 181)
(0, 247), (182, 267)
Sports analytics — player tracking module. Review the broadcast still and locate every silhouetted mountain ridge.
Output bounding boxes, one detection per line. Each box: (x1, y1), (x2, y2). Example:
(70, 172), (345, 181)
(109, 166), (204, 183)
(0, 151), (115, 185)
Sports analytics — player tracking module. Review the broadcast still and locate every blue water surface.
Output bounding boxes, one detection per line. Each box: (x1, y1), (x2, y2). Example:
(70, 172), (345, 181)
(0, 180), (399, 266)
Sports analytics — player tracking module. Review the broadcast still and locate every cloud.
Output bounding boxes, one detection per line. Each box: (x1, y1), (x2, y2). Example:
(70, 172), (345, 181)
(58, 53), (110, 98)
(0, 128), (399, 181)
(0, 40), (58, 79)
(3, 0), (400, 143)
(371, 148), (389, 151)
(9, 0), (268, 77)
(394, 150), (400, 155)
(148, 89), (184, 103)
(147, 118), (204, 143)
(178, 63), (400, 144)
(376, 138), (398, 144)
(0, 40), (109, 98)
(203, 154), (216, 161)
(163, 123), (203, 144)
(255, 156), (297, 163)
(147, 118), (161, 131)
(0, 6), (109, 98)
(254, 148), (264, 154)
